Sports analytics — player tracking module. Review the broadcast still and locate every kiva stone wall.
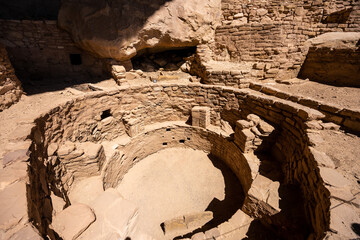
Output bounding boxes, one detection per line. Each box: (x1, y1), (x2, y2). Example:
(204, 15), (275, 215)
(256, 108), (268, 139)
(103, 124), (253, 195)
(250, 83), (360, 134)
(0, 44), (22, 111)
(25, 83), (333, 239)
(0, 20), (107, 83)
(211, 0), (360, 81)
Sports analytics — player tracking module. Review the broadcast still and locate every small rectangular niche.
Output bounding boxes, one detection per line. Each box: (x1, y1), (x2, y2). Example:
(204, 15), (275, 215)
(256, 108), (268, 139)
(70, 54), (82, 65)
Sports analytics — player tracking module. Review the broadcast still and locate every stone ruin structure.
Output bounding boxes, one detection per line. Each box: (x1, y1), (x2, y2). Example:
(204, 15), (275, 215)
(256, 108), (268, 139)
(0, 0), (359, 240)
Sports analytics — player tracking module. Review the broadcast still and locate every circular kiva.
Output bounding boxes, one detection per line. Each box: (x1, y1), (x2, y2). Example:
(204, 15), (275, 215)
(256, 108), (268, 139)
(26, 83), (333, 239)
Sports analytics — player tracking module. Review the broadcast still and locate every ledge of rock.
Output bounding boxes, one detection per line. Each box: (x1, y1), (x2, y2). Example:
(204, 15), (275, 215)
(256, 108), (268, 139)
(58, 0), (221, 61)
(305, 32), (360, 50)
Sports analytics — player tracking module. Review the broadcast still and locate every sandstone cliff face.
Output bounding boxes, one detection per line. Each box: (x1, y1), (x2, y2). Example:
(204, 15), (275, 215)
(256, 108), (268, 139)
(58, 0), (221, 61)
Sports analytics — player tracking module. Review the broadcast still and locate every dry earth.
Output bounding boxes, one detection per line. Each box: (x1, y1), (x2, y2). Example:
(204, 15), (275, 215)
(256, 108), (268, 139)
(117, 148), (226, 239)
(272, 81), (360, 110)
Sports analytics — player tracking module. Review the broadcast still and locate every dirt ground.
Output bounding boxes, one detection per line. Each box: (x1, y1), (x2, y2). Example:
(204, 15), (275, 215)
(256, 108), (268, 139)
(315, 129), (360, 182)
(272, 80), (360, 110)
(116, 148), (242, 239)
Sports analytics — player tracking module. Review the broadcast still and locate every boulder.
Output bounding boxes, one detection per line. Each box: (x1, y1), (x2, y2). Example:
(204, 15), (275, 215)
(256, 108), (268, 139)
(58, 0), (221, 61)
(305, 32), (360, 50)
(300, 32), (360, 87)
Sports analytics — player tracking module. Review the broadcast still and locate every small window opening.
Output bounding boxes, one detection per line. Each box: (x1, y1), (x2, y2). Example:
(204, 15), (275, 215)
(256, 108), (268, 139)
(166, 128), (171, 131)
(163, 142), (168, 146)
(101, 109), (112, 120)
(187, 137), (191, 141)
(70, 54), (82, 65)
(179, 139), (185, 143)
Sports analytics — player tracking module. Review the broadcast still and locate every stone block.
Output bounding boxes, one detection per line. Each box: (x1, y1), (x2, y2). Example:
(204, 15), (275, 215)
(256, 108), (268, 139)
(0, 181), (27, 232)
(2, 149), (29, 167)
(126, 121), (144, 137)
(163, 217), (187, 237)
(111, 65), (126, 80)
(51, 203), (96, 240)
(309, 147), (335, 168)
(204, 228), (220, 239)
(163, 211), (213, 238)
(243, 175), (280, 218)
(0, 161), (27, 191)
(191, 232), (206, 240)
(184, 211), (213, 231)
(192, 106), (210, 128)
(343, 118), (360, 133)
(319, 167), (351, 188)
(68, 176), (104, 206)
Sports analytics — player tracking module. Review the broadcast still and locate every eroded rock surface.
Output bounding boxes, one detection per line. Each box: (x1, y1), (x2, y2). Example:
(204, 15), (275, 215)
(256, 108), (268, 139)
(58, 0), (221, 61)
(51, 203), (96, 240)
(300, 32), (360, 87)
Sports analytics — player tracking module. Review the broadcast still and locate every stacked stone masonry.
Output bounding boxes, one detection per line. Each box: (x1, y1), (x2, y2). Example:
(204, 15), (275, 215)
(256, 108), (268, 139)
(0, 83), (358, 239)
(209, 0), (360, 82)
(20, 84), (335, 239)
(0, 20), (107, 82)
(250, 83), (360, 133)
(0, 44), (22, 111)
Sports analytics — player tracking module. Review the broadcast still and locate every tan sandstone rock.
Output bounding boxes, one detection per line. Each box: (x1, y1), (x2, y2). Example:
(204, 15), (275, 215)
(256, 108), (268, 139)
(51, 203), (96, 240)
(162, 211), (213, 238)
(243, 174), (281, 218)
(78, 188), (142, 240)
(0, 181), (27, 233)
(58, 0), (221, 61)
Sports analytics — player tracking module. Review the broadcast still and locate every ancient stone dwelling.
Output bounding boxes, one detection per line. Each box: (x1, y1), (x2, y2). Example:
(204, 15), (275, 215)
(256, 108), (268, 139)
(0, 0), (359, 239)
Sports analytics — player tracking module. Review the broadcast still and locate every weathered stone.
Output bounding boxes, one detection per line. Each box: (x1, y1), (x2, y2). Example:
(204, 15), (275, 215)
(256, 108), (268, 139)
(329, 199), (360, 239)
(68, 176), (104, 206)
(191, 232), (206, 240)
(192, 106), (211, 129)
(163, 211), (213, 238)
(58, 0), (221, 61)
(0, 161), (27, 191)
(8, 225), (42, 240)
(256, 8), (268, 16)
(51, 192), (66, 217)
(309, 147), (335, 168)
(0, 181), (27, 231)
(204, 228), (220, 239)
(78, 188), (139, 240)
(243, 175), (280, 218)
(319, 167), (351, 188)
(51, 203), (96, 240)
(2, 149), (29, 167)
(301, 32), (360, 87)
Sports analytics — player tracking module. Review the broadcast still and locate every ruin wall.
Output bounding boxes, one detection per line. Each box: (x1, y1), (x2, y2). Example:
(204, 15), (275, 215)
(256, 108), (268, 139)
(0, 44), (22, 111)
(26, 83), (330, 239)
(0, 20), (106, 82)
(211, 0), (360, 81)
